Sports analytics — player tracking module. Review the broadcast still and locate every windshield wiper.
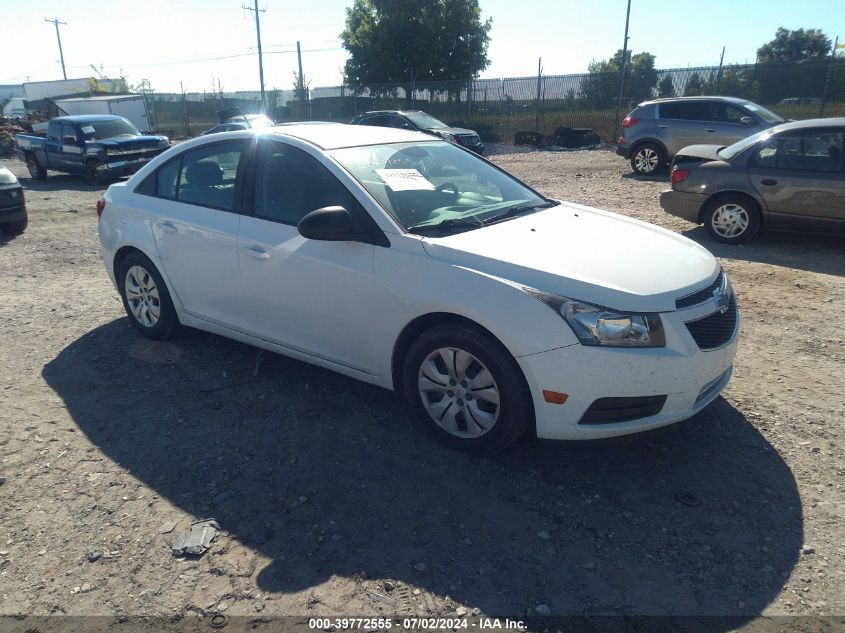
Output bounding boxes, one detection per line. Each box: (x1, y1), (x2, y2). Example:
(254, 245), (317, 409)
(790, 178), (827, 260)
(481, 200), (560, 225)
(406, 216), (485, 234)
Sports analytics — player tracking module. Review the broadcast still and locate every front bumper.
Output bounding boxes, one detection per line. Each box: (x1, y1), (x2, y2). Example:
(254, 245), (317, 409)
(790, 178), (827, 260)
(517, 299), (739, 440)
(98, 149), (168, 178)
(660, 189), (707, 223)
(0, 184), (26, 221)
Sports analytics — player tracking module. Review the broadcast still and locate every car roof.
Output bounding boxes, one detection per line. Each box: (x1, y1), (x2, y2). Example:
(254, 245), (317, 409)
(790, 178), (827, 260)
(51, 114), (126, 123)
(768, 117), (845, 132)
(356, 110), (430, 116)
(639, 96), (755, 106)
(264, 122), (436, 149)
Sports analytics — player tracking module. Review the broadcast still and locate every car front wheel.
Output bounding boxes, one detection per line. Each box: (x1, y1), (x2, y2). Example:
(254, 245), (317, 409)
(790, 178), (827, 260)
(704, 196), (760, 244)
(118, 252), (180, 339)
(403, 322), (531, 454)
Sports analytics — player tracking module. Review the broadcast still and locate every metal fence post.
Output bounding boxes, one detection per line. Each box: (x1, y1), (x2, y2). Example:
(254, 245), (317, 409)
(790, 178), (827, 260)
(820, 36), (839, 117)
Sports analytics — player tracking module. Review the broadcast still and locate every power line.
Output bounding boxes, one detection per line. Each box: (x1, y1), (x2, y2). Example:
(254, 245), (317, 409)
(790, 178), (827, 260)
(44, 17), (68, 80)
(242, 0), (267, 111)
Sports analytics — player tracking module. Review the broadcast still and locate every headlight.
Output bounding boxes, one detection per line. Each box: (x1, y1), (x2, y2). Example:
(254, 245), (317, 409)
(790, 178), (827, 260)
(524, 289), (665, 347)
(440, 132), (458, 144)
(0, 166), (17, 185)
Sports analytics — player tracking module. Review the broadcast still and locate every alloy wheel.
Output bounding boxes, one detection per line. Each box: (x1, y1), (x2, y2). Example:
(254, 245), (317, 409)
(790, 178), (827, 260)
(634, 147), (659, 173)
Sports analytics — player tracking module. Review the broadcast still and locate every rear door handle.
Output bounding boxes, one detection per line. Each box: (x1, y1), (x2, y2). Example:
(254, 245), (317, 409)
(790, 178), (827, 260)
(761, 179), (778, 186)
(657, 125), (668, 129)
(705, 128), (715, 133)
(157, 220), (177, 234)
(242, 245), (270, 260)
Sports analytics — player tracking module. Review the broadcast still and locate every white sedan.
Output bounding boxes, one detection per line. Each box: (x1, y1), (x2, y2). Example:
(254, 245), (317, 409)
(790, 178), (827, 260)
(98, 124), (738, 453)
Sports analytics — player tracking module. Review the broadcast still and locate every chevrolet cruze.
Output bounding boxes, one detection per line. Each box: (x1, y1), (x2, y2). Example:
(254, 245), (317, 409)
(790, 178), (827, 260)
(98, 124), (739, 453)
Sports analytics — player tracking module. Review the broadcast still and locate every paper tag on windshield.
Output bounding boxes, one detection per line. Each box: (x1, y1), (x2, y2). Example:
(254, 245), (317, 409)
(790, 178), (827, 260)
(80, 125), (96, 134)
(375, 169), (434, 191)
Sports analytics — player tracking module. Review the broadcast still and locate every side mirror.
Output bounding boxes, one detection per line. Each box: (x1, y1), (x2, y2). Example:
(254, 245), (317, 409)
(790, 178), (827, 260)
(297, 206), (356, 241)
(740, 116), (756, 127)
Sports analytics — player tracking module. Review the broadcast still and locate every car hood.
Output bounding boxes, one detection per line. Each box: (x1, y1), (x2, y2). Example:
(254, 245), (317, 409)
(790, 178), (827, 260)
(427, 126), (478, 137)
(674, 144), (725, 162)
(88, 135), (169, 149)
(419, 203), (719, 313)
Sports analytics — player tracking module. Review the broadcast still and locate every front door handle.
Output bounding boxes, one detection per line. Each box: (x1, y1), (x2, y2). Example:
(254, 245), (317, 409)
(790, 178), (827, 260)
(157, 220), (177, 234)
(242, 245), (270, 260)
(761, 178), (778, 186)
(657, 124), (668, 129)
(705, 128), (715, 133)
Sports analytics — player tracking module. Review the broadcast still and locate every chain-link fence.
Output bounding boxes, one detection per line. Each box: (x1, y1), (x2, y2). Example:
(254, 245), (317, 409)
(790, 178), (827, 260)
(147, 59), (845, 142)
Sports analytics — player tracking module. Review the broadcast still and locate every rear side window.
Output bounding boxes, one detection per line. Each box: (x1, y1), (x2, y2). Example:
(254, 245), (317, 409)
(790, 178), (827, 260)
(360, 115), (388, 127)
(658, 102), (695, 120)
(136, 140), (247, 210)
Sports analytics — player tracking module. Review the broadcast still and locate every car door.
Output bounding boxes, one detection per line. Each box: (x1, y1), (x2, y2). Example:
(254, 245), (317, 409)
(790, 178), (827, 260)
(235, 138), (378, 373)
(45, 122), (68, 171)
(656, 101), (709, 155)
(708, 102), (756, 147)
(746, 128), (845, 232)
(59, 124), (85, 173)
(148, 139), (249, 325)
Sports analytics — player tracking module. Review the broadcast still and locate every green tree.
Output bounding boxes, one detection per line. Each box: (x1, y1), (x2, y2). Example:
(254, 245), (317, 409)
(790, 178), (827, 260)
(683, 71), (706, 96)
(340, 0), (492, 92)
(757, 27), (831, 63)
(657, 74), (674, 98)
(582, 49), (658, 107)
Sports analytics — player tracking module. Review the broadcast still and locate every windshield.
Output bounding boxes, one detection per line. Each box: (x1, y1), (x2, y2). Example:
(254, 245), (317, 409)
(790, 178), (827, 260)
(404, 112), (449, 129)
(79, 118), (140, 140)
(718, 129), (775, 161)
(741, 102), (784, 124)
(331, 141), (551, 231)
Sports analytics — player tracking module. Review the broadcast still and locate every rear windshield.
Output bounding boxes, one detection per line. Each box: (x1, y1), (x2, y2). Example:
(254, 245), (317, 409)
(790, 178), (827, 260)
(79, 118), (140, 140)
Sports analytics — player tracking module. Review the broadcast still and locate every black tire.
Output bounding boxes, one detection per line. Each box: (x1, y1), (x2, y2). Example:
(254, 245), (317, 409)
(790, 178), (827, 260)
(26, 154), (47, 180)
(703, 195), (760, 244)
(630, 142), (666, 176)
(403, 322), (532, 454)
(86, 160), (106, 186)
(0, 216), (27, 235)
(117, 251), (180, 340)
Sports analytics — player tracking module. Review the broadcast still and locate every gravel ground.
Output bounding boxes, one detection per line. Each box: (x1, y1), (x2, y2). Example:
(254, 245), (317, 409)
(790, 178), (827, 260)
(0, 149), (843, 632)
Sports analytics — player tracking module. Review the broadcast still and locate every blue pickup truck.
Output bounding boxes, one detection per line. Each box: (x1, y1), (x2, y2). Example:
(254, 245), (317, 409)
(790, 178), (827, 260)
(16, 115), (170, 185)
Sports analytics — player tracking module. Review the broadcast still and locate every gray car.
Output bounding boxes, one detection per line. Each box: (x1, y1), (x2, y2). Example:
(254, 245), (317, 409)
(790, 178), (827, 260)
(659, 118), (845, 244)
(616, 96), (785, 175)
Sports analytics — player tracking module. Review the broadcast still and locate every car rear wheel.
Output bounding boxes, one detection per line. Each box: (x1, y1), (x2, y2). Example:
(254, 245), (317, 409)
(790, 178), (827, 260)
(118, 252), (180, 339)
(704, 196), (760, 244)
(403, 322), (531, 454)
(26, 155), (47, 180)
(630, 143), (665, 175)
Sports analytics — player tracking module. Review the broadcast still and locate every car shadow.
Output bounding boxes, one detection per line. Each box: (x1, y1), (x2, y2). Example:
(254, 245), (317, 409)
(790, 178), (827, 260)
(621, 172), (669, 183)
(18, 173), (118, 193)
(682, 226), (845, 276)
(42, 321), (803, 623)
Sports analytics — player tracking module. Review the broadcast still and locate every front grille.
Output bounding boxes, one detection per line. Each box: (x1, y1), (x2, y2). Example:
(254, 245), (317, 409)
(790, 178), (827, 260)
(685, 296), (738, 350)
(579, 395), (667, 424)
(108, 147), (166, 162)
(676, 271), (723, 309)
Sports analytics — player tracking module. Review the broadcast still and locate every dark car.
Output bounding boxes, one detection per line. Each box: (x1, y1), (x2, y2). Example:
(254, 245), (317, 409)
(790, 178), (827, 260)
(660, 118), (844, 244)
(0, 161), (27, 235)
(617, 96), (784, 175)
(200, 114), (275, 136)
(349, 110), (484, 154)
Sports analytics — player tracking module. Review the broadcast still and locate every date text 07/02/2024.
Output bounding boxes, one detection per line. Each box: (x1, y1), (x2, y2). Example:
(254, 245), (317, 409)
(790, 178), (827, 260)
(307, 618), (527, 630)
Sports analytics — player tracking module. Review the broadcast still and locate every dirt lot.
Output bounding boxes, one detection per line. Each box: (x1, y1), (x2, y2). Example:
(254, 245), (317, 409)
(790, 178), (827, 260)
(0, 149), (843, 631)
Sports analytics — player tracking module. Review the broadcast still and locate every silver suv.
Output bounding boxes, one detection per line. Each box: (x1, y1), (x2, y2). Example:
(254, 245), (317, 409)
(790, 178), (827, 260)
(616, 96), (785, 175)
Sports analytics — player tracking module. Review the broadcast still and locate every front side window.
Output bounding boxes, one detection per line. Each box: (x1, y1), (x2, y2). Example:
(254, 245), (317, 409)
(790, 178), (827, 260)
(331, 141), (549, 231)
(752, 130), (844, 172)
(253, 141), (360, 225)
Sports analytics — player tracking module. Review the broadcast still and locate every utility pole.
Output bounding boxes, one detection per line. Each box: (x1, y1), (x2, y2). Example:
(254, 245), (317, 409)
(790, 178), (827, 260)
(534, 57), (542, 132)
(296, 41), (307, 119)
(715, 46), (726, 91)
(242, 1), (266, 111)
(612, 0), (632, 141)
(45, 17), (68, 80)
(820, 36), (839, 117)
